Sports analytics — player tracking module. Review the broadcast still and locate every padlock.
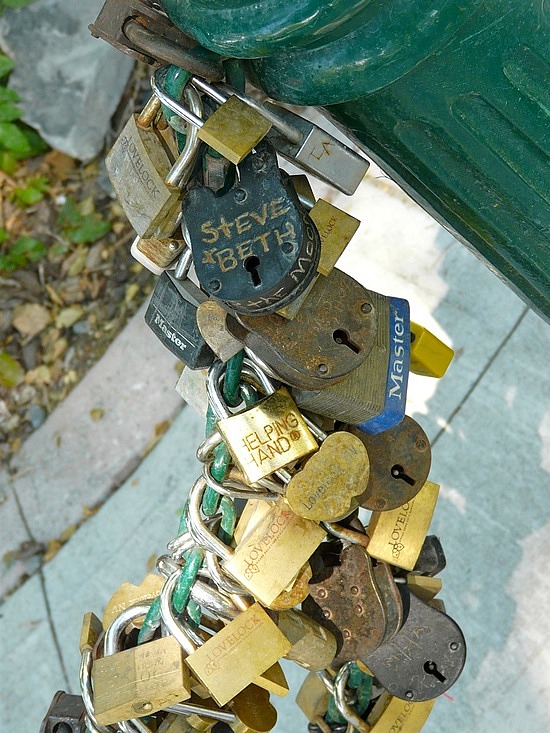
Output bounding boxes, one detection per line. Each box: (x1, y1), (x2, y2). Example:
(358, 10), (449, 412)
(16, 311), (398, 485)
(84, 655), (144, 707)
(206, 360), (318, 483)
(145, 272), (215, 369)
(106, 86), (202, 238)
(409, 535), (447, 577)
(291, 290), (410, 428)
(131, 234), (186, 275)
(303, 542), (392, 666)
(102, 573), (164, 630)
(92, 635), (192, 725)
(184, 603), (291, 706)
(364, 585), (466, 702)
(405, 574), (442, 603)
(366, 480), (440, 571)
(284, 430), (370, 522)
(253, 663), (289, 698)
(228, 269), (378, 389)
(276, 609), (338, 671)
(296, 673), (330, 724)
(175, 366), (210, 417)
(231, 684), (278, 733)
(183, 140), (321, 316)
(348, 416), (431, 512)
(79, 611), (103, 654)
(39, 691), (87, 733)
(196, 300), (244, 362)
(366, 692), (435, 732)
(268, 561), (312, 610)
(152, 67), (272, 165)
(410, 322), (454, 378)
(190, 76), (370, 195)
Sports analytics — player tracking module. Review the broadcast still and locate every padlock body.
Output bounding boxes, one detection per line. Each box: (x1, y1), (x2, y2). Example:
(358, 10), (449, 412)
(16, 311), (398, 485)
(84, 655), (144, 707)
(184, 142), (321, 315)
(106, 115), (181, 238)
(145, 272), (215, 368)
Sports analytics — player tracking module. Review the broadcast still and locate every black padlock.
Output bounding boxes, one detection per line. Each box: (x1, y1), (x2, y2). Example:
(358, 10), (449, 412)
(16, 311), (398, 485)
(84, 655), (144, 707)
(182, 140), (321, 315)
(39, 690), (86, 733)
(144, 272), (215, 368)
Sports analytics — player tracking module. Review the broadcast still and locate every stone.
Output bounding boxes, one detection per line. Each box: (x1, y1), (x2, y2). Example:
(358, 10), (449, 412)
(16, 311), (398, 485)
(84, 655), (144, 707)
(0, 0), (134, 161)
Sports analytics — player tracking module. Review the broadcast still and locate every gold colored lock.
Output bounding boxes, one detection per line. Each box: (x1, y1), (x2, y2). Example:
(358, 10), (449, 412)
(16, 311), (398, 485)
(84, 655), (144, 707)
(231, 684), (278, 733)
(269, 561), (312, 610)
(366, 480), (440, 571)
(102, 573), (164, 630)
(136, 236), (186, 268)
(79, 611), (103, 653)
(276, 609), (337, 671)
(158, 714), (196, 733)
(405, 574), (443, 603)
(295, 672), (330, 723)
(309, 199), (360, 276)
(366, 692), (436, 732)
(92, 635), (191, 726)
(284, 431), (370, 521)
(197, 96), (272, 165)
(216, 388), (318, 483)
(253, 662), (289, 697)
(410, 322), (454, 378)
(223, 499), (326, 606)
(196, 300), (244, 363)
(184, 603), (291, 707)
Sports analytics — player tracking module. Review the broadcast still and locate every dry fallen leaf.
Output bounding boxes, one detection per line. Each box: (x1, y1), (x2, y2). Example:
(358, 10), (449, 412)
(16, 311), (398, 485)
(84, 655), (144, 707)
(12, 303), (51, 338)
(24, 364), (52, 386)
(90, 408), (105, 421)
(55, 305), (83, 329)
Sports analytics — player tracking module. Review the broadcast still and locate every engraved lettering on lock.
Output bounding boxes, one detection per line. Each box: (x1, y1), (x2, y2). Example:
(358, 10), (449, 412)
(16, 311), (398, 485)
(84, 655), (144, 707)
(300, 441), (362, 513)
(389, 314), (406, 400)
(389, 702), (413, 733)
(203, 610), (263, 676)
(289, 233), (315, 284)
(200, 199), (291, 244)
(120, 135), (161, 199)
(153, 313), (192, 352)
(241, 411), (303, 469)
(239, 509), (294, 580)
(387, 501), (412, 561)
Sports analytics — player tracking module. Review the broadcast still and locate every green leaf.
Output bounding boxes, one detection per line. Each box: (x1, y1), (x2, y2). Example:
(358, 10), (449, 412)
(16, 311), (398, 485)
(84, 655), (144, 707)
(18, 123), (47, 157)
(0, 120), (31, 155)
(0, 102), (22, 122)
(2, 0), (38, 6)
(10, 175), (49, 207)
(68, 215), (111, 244)
(9, 236), (46, 261)
(0, 150), (17, 174)
(0, 352), (24, 388)
(0, 228), (8, 243)
(0, 54), (14, 79)
(0, 87), (19, 104)
(58, 197), (82, 229)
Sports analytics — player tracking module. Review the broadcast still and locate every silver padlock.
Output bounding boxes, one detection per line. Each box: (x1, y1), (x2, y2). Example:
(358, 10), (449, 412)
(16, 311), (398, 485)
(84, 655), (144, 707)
(106, 86), (202, 239)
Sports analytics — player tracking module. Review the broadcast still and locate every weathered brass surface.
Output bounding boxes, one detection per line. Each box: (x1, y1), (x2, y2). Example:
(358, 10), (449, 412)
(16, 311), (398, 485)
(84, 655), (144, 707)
(303, 543), (387, 666)
(136, 236), (184, 267)
(351, 417), (431, 512)
(372, 561), (404, 645)
(309, 199), (360, 276)
(102, 574), (164, 630)
(276, 609), (337, 671)
(295, 672), (330, 722)
(253, 662), (289, 697)
(366, 481), (440, 571)
(285, 431), (370, 521)
(231, 684), (278, 733)
(158, 713), (196, 732)
(92, 636), (191, 726)
(217, 388), (318, 483)
(406, 574), (442, 603)
(268, 562), (312, 610)
(224, 500), (325, 606)
(410, 322), (454, 378)
(79, 611), (103, 653)
(196, 300), (244, 362)
(197, 96), (272, 165)
(184, 603), (291, 706)
(367, 692), (436, 732)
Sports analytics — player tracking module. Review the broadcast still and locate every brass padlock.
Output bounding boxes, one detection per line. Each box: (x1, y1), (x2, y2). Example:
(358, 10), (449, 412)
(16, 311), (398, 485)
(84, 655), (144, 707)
(106, 87), (201, 239)
(295, 672), (330, 724)
(284, 430), (370, 522)
(231, 684), (278, 733)
(276, 609), (337, 671)
(309, 199), (360, 277)
(366, 480), (440, 571)
(366, 692), (436, 732)
(196, 300), (244, 363)
(152, 67), (271, 165)
(131, 234), (186, 275)
(184, 603), (291, 706)
(102, 573), (164, 630)
(206, 360), (318, 483)
(92, 635), (192, 725)
(410, 321), (454, 378)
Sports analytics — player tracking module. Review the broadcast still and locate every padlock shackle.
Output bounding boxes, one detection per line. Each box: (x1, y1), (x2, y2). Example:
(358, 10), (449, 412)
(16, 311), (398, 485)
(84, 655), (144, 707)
(186, 476), (234, 561)
(202, 459), (279, 501)
(151, 67), (203, 130)
(159, 570), (198, 654)
(104, 602), (152, 657)
(165, 85), (203, 187)
(334, 662), (372, 733)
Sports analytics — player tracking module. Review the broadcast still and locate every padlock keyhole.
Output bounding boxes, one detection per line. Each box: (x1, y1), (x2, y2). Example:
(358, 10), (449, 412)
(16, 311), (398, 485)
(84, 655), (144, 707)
(391, 464), (416, 486)
(333, 329), (361, 354)
(424, 660), (446, 683)
(244, 255), (262, 287)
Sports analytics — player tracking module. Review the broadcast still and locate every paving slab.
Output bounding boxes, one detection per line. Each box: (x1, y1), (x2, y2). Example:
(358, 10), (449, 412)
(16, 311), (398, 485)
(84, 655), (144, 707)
(0, 0), (134, 161)
(1, 301), (183, 599)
